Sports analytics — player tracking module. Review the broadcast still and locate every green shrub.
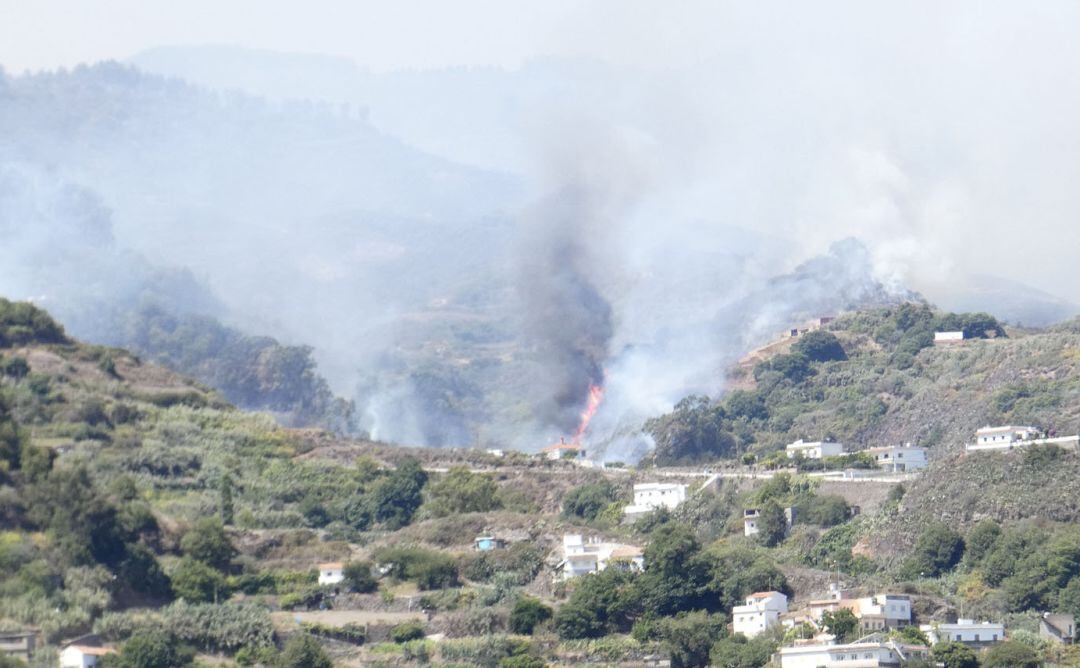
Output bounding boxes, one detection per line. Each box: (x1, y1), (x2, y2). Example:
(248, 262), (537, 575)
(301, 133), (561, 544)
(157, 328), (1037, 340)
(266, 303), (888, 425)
(509, 597), (553, 635)
(390, 621), (426, 643)
(277, 634), (332, 668)
(561, 480), (618, 520)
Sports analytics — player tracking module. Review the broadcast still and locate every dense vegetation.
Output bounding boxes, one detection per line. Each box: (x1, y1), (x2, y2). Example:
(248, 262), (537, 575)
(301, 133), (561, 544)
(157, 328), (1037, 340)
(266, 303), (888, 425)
(4, 298), (1080, 667)
(645, 304), (1033, 465)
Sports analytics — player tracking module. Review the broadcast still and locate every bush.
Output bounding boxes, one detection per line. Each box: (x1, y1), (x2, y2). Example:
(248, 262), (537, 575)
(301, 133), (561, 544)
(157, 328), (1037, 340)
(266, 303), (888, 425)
(423, 466), (501, 516)
(510, 597), (553, 634)
(179, 517), (235, 570)
(931, 640), (979, 668)
(561, 480), (618, 521)
(109, 629), (192, 668)
(390, 621), (426, 643)
(982, 641), (1039, 668)
(170, 557), (227, 603)
(343, 561), (377, 593)
(792, 330), (846, 362)
(906, 523), (964, 577)
(654, 611), (726, 668)
(277, 634), (332, 668)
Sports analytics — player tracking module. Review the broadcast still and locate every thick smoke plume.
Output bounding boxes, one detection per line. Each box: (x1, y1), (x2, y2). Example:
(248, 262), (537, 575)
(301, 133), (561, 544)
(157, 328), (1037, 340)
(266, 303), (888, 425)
(519, 184), (613, 436)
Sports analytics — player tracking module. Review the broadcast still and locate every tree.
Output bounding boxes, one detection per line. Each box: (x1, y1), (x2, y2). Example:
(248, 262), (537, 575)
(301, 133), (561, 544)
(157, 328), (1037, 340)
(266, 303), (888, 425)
(637, 523), (712, 615)
(931, 641), (979, 668)
(554, 602), (605, 640)
(756, 500), (788, 547)
(561, 480), (617, 521)
(710, 633), (777, 668)
(180, 517), (235, 570)
(757, 353), (813, 383)
(218, 474), (235, 525)
(982, 641), (1039, 668)
(170, 557), (227, 603)
(964, 519), (1001, 564)
(368, 457), (427, 529)
(423, 466), (500, 516)
(792, 330), (846, 362)
(277, 634), (332, 668)
(821, 609), (858, 642)
(908, 523), (964, 577)
(656, 611), (727, 668)
(342, 561), (377, 593)
(896, 625), (929, 646)
(644, 395), (737, 465)
(111, 629), (190, 668)
(510, 597), (553, 634)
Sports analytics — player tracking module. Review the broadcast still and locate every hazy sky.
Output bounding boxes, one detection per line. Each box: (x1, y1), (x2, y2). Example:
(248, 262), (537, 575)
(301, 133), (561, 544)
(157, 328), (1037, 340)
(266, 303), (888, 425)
(0, 0), (726, 73)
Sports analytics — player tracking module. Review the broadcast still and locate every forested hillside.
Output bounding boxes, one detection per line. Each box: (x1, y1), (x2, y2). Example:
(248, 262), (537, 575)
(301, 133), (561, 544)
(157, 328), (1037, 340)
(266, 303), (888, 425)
(5, 298), (1080, 666)
(646, 303), (1080, 465)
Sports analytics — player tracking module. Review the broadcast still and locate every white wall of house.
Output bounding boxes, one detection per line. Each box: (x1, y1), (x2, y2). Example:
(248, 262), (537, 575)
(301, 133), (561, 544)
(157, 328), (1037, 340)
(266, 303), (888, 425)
(59, 647), (110, 668)
(625, 483), (688, 516)
(733, 592), (788, 637)
(779, 640), (925, 668)
(560, 535), (643, 579)
(786, 440), (844, 459)
(921, 620), (1004, 646)
(867, 446), (927, 472)
(318, 565), (344, 585)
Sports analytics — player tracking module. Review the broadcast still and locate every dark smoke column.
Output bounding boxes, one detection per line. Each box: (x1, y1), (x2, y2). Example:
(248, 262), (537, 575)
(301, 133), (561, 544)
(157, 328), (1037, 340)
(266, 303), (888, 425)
(519, 184), (613, 436)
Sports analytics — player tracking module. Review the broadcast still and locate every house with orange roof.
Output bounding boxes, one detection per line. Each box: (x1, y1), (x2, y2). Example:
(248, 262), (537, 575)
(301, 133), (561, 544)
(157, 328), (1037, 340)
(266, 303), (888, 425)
(539, 438), (585, 461)
(317, 562), (345, 585)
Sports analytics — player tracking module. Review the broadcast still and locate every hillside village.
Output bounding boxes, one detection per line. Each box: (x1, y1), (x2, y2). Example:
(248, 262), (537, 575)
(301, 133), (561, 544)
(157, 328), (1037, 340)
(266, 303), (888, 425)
(4, 299), (1080, 667)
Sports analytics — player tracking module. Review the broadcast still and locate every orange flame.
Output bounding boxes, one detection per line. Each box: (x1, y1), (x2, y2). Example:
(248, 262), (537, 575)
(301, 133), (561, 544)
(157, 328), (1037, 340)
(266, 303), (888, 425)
(574, 383), (604, 441)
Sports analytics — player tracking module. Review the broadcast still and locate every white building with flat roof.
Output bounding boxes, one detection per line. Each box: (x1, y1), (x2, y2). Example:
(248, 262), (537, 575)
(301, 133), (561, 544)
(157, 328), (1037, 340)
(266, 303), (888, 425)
(967, 426), (1079, 453)
(733, 591), (788, 638)
(934, 331), (965, 344)
(559, 535), (644, 579)
(786, 440), (844, 460)
(920, 619), (1004, 647)
(624, 482), (688, 517)
(865, 446), (927, 473)
(779, 634), (929, 668)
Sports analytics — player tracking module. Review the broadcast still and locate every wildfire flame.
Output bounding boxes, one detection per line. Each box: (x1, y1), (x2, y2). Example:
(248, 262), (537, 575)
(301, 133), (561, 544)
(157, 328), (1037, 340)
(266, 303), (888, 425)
(573, 383), (604, 441)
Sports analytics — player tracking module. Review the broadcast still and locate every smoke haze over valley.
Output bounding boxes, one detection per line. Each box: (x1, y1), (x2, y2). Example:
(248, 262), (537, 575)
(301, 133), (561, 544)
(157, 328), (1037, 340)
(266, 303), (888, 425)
(3, 1), (1080, 456)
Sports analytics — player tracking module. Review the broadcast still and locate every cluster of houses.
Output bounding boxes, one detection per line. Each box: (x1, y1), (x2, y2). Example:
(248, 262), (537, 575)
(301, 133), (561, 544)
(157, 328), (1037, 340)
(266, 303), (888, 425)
(724, 583), (1075, 667)
(784, 439), (929, 475)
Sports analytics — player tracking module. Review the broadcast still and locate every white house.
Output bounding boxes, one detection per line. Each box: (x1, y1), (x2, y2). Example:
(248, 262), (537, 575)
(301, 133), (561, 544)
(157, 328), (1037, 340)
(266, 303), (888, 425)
(853, 594), (913, 631)
(540, 439), (585, 461)
(59, 646), (115, 668)
(807, 588), (911, 631)
(559, 534), (644, 579)
(865, 446), (927, 473)
(317, 562), (345, 585)
(779, 634), (928, 668)
(733, 591), (788, 638)
(624, 482), (688, 517)
(786, 439), (844, 460)
(934, 331), (965, 344)
(966, 425), (1079, 453)
(744, 506), (796, 537)
(920, 619), (1004, 647)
